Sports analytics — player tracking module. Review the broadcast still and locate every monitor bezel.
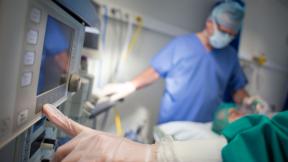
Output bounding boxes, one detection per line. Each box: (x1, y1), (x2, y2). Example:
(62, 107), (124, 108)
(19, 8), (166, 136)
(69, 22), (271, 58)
(34, 1), (85, 114)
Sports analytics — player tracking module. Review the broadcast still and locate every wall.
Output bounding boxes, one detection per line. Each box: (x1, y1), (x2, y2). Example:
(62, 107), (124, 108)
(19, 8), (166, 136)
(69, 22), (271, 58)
(95, 0), (218, 32)
(239, 0), (288, 109)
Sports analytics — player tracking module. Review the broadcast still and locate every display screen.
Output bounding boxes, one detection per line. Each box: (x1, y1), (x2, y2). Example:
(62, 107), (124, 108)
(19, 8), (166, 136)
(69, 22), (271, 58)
(37, 16), (74, 95)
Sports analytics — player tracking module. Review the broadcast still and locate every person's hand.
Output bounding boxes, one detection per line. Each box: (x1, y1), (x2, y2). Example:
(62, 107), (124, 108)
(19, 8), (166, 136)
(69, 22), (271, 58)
(42, 104), (156, 162)
(242, 96), (270, 114)
(42, 104), (93, 136)
(51, 131), (156, 162)
(96, 82), (136, 102)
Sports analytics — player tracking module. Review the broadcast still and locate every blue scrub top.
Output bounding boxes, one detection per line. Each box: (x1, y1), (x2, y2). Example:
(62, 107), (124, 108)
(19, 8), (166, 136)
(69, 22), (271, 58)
(151, 33), (247, 124)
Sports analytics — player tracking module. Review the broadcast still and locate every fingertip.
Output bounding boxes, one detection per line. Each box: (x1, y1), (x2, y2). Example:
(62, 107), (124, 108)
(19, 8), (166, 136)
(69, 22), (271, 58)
(42, 104), (56, 115)
(42, 104), (48, 114)
(44, 103), (55, 108)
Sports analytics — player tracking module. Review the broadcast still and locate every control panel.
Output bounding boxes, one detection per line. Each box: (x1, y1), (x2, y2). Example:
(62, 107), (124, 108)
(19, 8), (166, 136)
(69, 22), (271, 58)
(0, 0), (85, 149)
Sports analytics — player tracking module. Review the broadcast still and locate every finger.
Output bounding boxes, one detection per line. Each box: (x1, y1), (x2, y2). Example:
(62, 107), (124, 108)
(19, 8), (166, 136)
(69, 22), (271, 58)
(42, 104), (91, 136)
(42, 104), (64, 118)
(53, 132), (95, 162)
(42, 104), (69, 128)
(97, 84), (118, 97)
(52, 137), (80, 162)
(110, 93), (125, 103)
(62, 134), (102, 162)
(61, 150), (82, 162)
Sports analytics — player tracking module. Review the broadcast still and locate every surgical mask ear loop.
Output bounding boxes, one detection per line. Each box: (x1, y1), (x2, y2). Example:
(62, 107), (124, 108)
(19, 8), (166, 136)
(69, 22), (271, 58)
(203, 20), (218, 42)
(212, 19), (222, 36)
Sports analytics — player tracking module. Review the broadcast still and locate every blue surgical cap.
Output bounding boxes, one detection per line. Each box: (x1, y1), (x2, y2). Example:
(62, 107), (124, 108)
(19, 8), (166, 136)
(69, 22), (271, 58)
(210, 2), (245, 32)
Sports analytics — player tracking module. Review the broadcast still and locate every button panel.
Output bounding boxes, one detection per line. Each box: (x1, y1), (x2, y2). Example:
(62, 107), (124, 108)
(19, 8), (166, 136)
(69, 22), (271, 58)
(17, 109), (28, 126)
(21, 72), (33, 87)
(26, 30), (38, 45)
(24, 51), (35, 65)
(30, 8), (41, 23)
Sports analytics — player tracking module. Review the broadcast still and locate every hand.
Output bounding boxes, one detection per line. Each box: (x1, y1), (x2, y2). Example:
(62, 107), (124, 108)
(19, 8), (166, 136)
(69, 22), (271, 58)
(242, 96), (270, 114)
(42, 104), (93, 136)
(42, 104), (156, 162)
(96, 82), (136, 102)
(52, 131), (156, 162)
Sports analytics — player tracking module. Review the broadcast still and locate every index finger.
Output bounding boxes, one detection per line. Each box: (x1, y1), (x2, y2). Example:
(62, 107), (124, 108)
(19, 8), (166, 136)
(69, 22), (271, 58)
(42, 104), (92, 136)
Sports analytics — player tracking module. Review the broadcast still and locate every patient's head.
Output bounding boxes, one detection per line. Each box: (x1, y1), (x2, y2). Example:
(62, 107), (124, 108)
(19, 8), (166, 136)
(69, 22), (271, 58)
(212, 106), (250, 134)
(212, 96), (272, 134)
(212, 103), (239, 134)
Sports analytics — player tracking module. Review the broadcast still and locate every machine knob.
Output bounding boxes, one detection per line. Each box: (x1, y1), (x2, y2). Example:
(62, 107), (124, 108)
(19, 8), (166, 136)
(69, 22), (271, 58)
(68, 74), (81, 92)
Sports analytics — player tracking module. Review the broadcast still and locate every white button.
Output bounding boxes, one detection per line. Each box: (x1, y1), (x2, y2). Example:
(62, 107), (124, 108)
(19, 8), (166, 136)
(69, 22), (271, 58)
(24, 51), (35, 65)
(21, 72), (33, 87)
(30, 8), (41, 23)
(17, 110), (28, 126)
(26, 30), (38, 45)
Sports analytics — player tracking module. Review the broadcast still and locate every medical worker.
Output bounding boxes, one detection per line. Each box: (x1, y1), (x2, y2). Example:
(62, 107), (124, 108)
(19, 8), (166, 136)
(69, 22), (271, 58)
(99, 2), (249, 124)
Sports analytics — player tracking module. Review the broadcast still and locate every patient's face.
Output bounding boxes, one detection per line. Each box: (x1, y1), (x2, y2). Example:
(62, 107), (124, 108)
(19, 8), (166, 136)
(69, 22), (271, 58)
(228, 109), (245, 122)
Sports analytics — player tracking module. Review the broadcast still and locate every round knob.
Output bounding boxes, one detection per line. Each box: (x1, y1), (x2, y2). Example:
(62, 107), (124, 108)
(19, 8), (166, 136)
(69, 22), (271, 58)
(68, 74), (81, 92)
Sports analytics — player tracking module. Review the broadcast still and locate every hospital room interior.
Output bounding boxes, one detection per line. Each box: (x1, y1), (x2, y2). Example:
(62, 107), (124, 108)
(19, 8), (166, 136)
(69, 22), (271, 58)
(0, 0), (288, 161)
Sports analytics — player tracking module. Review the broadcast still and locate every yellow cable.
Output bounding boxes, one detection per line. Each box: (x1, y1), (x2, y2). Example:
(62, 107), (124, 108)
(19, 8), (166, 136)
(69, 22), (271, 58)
(113, 16), (143, 136)
(114, 108), (124, 136)
(122, 16), (143, 61)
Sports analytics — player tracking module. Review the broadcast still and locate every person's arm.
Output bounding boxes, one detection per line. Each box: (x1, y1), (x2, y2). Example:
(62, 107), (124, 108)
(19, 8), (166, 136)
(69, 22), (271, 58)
(43, 104), (226, 162)
(43, 104), (157, 162)
(228, 52), (249, 104)
(131, 67), (160, 90)
(233, 88), (249, 104)
(97, 37), (177, 101)
(96, 67), (160, 102)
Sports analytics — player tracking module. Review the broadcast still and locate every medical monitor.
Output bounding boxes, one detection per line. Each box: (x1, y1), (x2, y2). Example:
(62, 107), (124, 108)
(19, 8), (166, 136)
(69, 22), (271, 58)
(0, 0), (84, 148)
(37, 16), (74, 95)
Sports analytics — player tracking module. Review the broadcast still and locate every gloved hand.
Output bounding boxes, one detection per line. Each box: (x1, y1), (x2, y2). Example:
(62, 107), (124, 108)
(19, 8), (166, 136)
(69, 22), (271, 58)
(96, 82), (136, 103)
(42, 104), (93, 136)
(242, 96), (270, 114)
(42, 104), (156, 162)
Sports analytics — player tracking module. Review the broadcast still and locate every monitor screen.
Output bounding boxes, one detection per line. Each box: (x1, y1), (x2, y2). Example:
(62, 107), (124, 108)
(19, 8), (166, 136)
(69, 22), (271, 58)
(37, 16), (74, 95)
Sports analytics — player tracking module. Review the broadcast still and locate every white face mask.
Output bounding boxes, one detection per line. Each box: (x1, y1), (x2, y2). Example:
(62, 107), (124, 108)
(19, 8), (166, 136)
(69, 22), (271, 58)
(209, 21), (234, 49)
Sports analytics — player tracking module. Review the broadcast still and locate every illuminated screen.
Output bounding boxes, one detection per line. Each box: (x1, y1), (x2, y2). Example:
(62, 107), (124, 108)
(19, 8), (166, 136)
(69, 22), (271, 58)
(37, 16), (74, 95)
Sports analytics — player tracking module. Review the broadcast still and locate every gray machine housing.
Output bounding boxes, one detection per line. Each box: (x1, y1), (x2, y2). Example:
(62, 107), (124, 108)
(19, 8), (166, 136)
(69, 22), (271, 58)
(0, 0), (85, 149)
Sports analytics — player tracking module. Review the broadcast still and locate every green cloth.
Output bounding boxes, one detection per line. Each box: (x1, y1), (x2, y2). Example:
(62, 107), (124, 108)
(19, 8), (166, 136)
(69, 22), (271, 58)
(222, 111), (288, 162)
(212, 103), (237, 134)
